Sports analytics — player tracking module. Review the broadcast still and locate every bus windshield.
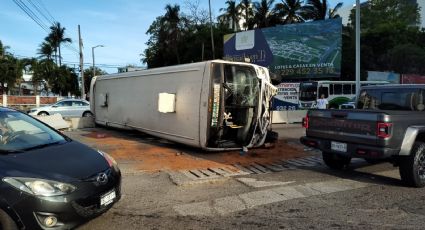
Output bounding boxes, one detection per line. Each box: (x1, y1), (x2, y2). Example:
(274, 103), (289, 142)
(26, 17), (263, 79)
(299, 82), (317, 101)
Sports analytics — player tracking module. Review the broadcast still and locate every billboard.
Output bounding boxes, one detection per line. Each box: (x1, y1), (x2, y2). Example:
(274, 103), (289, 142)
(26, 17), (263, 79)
(272, 83), (300, 111)
(224, 18), (342, 79)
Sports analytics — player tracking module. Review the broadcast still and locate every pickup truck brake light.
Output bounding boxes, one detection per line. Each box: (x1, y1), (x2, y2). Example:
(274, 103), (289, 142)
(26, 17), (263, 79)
(377, 122), (392, 138)
(302, 115), (309, 129)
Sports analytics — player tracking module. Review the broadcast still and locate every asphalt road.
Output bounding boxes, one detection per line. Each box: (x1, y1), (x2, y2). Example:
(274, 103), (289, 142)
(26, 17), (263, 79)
(71, 125), (425, 230)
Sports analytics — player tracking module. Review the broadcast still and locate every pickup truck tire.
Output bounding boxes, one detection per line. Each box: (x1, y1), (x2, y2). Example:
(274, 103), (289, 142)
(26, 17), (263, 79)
(322, 151), (351, 170)
(399, 141), (425, 188)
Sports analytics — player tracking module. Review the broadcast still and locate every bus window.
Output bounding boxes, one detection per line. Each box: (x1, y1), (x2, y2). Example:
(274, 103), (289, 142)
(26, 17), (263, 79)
(318, 86), (329, 98)
(329, 84), (334, 95)
(334, 84), (342, 94)
(352, 84), (356, 93)
(343, 84), (352, 95)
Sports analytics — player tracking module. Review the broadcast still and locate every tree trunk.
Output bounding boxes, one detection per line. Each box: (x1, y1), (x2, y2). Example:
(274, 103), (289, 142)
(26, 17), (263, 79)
(58, 45), (62, 66)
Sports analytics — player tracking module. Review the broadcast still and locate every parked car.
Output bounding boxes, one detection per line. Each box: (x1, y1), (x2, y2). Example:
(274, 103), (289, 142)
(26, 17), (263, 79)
(0, 107), (121, 229)
(28, 99), (93, 118)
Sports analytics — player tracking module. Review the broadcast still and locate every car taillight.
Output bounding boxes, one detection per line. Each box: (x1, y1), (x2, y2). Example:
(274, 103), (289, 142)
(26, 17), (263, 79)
(377, 122), (392, 138)
(302, 116), (309, 129)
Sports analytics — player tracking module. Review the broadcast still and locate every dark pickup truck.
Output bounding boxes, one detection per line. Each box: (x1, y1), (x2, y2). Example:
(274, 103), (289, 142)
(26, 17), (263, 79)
(301, 84), (425, 187)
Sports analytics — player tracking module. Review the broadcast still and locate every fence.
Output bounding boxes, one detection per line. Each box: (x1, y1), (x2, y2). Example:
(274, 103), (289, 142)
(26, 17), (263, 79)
(1, 95), (59, 111)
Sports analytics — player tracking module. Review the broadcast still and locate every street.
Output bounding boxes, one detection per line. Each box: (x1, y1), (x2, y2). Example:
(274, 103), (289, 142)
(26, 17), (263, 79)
(63, 125), (425, 230)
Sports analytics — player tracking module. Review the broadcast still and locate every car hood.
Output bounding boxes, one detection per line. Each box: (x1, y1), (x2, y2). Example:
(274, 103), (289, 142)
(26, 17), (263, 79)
(0, 141), (110, 182)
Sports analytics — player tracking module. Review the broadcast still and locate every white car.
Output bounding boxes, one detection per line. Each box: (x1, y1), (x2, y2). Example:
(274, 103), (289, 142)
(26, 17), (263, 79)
(28, 99), (93, 118)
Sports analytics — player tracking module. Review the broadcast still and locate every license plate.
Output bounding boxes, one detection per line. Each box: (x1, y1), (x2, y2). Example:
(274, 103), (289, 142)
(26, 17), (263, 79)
(100, 189), (116, 206)
(331, 141), (347, 152)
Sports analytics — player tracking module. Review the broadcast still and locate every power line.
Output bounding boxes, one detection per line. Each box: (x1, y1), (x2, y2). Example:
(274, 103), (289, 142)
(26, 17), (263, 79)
(12, 0), (49, 32)
(12, 0), (80, 55)
(13, 54), (129, 68)
(33, 0), (55, 22)
(27, 0), (54, 25)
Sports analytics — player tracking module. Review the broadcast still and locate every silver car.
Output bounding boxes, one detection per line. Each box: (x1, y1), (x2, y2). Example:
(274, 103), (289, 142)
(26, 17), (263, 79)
(28, 99), (93, 118)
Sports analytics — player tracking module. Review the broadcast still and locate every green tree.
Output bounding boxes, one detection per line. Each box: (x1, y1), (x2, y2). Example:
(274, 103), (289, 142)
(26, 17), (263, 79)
(29, 58), (56, 95)
(328, 2), (343, 19)
(342, 0), (424, 79)
(0, 40), (11, 58)
(38, 42), (55, 61)
(304, 0), (342, 20)
(349, 0), (420, 33)
(83, 66), (107, 95)
(274, 0), (306, 24)
(162, 4), (185, 64)
(238, 0), (254, 30)
(304, 0), (327, 20)
(47, 65), (79, 96)
(47, 22), (72, 66)
(387, 43), (425, 74)
(218, 1), (241, 32)
(0, 41), (23, 94)
(252, 0), (278, 28)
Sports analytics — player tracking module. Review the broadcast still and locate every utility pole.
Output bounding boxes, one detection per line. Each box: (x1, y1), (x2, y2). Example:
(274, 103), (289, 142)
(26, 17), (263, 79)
(78, 25), (85, 99)
(208, 0), (215, 59)
(355, 0), (361, 99)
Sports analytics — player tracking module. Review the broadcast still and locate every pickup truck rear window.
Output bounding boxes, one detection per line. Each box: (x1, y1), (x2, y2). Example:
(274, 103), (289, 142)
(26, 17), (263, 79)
(358, 88), (425, 111)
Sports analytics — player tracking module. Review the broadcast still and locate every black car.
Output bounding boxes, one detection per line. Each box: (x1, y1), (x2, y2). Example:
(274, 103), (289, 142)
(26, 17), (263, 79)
(0, 107), (121, 229)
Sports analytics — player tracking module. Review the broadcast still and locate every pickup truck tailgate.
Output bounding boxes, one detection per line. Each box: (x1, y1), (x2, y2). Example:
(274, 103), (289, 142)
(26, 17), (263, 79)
(307, 110), (381, 145)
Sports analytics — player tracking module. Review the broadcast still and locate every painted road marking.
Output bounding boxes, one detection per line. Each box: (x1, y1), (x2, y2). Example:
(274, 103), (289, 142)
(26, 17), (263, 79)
(172, 156), (368, 185)
(173, 179), (371, 216)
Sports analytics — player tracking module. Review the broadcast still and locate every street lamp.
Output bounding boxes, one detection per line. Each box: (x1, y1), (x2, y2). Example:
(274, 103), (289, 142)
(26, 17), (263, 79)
(91, 45), (104, 97)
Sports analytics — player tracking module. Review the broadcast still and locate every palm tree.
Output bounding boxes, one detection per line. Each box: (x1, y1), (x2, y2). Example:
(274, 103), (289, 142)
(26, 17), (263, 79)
(328, 2), (343, 19)
(304, 0), (342, 20)
(162, 4), (183, 64)
(219, 0), (241, 32)
(252, 0), (277, 28)
(0, 40), (10, 59)
(304, 0), (327, 20)
(275, 0), (306, 24)
(47, 22), (72, 66)
(38, 42), (55, 61)
(238, 0), (254, 30)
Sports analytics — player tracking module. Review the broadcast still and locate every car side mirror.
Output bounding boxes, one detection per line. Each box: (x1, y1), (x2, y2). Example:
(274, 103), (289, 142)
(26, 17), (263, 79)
(52, 105), (58, 108)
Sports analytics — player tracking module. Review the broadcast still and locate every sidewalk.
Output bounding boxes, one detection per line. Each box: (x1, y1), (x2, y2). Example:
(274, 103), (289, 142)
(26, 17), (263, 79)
(272, 123), (305, 141)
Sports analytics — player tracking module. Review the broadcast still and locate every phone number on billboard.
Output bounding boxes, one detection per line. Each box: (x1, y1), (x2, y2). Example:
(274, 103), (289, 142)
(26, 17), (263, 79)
(275, 106), (297, 111)
(278, 67), (335, 76)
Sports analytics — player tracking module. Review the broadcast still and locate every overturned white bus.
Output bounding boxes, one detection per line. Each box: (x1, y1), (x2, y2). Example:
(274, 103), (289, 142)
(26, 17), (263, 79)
(90, 60), (277, 151)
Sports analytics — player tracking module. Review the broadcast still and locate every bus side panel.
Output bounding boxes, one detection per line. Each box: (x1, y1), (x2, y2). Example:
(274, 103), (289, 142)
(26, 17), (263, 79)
(93, 65), (207, 148)
(198, 63), (212, 149)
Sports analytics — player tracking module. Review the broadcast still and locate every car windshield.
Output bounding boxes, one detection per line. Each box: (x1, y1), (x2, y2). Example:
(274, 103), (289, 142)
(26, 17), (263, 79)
(0, 111), (66, 152)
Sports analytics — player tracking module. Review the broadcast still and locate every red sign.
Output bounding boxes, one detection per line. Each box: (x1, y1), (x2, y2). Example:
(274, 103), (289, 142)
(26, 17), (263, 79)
(401, 74), (425, 84)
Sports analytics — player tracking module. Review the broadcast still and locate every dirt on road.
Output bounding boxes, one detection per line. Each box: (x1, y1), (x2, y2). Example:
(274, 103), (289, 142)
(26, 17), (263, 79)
(76, 129), (308, 173)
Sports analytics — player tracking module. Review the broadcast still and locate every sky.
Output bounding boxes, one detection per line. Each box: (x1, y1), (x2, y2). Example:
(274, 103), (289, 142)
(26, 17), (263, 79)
(1, 0), (420, 74)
